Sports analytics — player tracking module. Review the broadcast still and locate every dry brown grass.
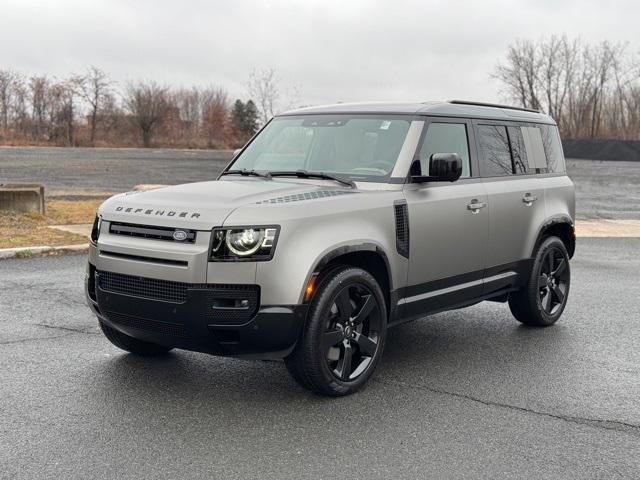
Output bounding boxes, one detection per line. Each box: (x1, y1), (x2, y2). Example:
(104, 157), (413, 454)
(0, 198), (104, 249)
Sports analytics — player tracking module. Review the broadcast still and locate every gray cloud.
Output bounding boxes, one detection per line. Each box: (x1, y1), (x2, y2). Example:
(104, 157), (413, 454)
(1, 0), (638, 110)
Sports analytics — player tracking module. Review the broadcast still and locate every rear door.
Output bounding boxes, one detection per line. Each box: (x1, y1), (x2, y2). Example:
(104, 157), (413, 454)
(401, 118), (489, 319)
(474, 121), (547, 295)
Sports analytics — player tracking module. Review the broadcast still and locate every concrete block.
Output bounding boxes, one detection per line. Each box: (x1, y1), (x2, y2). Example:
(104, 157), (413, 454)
(0, 183), (45, 214)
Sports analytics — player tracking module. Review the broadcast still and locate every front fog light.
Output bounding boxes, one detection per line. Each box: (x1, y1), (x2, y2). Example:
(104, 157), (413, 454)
(210, 226), (279, 261)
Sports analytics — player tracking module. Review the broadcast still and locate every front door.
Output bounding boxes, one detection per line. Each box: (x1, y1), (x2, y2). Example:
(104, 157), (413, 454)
(400, 119), (489, 320)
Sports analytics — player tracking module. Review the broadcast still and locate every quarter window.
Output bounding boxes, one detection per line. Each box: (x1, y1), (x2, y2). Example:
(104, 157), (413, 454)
(478, 125), (513, 176)
(418, 123), (470, 177)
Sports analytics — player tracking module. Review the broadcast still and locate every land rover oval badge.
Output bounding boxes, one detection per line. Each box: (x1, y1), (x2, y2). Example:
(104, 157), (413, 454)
(173, 230), (188, 241)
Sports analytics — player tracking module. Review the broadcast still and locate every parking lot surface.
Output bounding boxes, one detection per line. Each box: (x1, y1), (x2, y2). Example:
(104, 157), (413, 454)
(1, 146), (639, 219)
(1, 238), (639, 479)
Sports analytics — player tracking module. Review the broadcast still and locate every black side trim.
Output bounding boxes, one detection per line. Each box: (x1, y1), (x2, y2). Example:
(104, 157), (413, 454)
(392, 259), (534, 326)
(394, 200), (410, 258)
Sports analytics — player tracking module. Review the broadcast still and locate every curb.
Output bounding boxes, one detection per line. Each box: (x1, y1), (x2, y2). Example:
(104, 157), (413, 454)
(0, 243), (89, 260)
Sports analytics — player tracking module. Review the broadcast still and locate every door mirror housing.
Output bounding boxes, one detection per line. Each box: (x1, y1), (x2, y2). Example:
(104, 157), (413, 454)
(411, 153), (463, 183)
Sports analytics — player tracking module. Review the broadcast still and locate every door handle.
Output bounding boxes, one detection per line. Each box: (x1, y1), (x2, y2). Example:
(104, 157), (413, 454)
(522, 193), (538, 206)
(467, 199), (487, 213)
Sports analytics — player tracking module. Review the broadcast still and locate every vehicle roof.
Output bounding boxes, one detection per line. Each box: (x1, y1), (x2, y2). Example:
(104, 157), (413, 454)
(278, 101), (556, 124)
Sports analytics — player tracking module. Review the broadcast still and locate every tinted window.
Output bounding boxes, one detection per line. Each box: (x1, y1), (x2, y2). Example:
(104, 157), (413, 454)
(231, 115), (411, 180)
(540, 125), (565, 173)
(507, 126), (528, 174)
(418, 123), (470, 177)
(478, 125), (513, 176)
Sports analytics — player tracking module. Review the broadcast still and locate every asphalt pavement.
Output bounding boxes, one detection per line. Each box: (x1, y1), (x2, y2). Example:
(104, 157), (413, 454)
(1, 238), (639, 479)
(1, 146), (639, 219)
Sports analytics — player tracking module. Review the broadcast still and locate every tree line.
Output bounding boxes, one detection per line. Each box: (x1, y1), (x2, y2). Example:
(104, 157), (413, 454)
(0, 67), (287, 148)
(494, 35), (640, 140)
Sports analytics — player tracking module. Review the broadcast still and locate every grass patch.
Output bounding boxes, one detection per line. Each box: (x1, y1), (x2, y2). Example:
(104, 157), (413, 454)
(0, 198), (104, 249)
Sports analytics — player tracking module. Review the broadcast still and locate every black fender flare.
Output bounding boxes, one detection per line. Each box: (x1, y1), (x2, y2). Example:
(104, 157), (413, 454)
(532, 214), (575, 258)
(299, 242), (394, 304)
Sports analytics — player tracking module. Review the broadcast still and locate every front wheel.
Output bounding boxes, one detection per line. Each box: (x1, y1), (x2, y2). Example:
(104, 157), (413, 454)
(509, 236), (571, 327)
(285, 266), (387, 396)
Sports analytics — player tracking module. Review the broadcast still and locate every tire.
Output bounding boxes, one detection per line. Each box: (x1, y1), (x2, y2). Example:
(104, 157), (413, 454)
(99, 320), (174, 356)
(285, 266), (387, 396)
(509, 236), (571, 327)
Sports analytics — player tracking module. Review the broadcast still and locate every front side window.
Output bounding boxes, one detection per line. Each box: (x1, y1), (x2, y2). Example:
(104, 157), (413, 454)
(229, 115), (412, 181)
(478, 125), (513, 176)
(418, 123), (471, 177)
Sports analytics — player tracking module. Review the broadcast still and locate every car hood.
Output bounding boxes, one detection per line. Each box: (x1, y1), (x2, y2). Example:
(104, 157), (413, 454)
(98, 177), (355, 230)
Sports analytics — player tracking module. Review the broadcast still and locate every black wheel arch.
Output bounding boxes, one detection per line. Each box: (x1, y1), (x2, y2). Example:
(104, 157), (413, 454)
(532, 215), (576, 259)
(303, 243), (394, 319)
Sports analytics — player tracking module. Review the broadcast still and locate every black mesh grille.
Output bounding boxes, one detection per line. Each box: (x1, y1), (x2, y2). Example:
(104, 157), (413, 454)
(394, 202), (409, 258)
(105, 311), (188, 338)
(204, 285), (260, 325)
(257, 190), (355, 204)
(98, 271), (189, 303)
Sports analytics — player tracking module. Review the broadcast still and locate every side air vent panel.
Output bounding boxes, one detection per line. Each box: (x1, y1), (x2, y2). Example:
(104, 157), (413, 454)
(257, 190), (356, 204)
(394, 201), (409, 258)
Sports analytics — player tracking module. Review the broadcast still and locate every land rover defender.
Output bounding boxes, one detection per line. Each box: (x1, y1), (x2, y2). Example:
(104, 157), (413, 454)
(86, 100), (575, 396)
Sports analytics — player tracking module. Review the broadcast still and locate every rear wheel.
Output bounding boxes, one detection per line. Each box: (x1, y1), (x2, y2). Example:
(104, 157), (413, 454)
(285, 266), (387, 396)
(99, 320), (173, 355)
(509, 236), (571, 326)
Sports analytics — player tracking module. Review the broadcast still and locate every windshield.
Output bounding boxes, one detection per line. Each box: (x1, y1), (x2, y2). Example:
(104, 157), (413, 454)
(228, 114), (412, 181)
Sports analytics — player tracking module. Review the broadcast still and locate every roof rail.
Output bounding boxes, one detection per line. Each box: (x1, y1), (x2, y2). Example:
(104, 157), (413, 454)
(448, 99), (540, 114)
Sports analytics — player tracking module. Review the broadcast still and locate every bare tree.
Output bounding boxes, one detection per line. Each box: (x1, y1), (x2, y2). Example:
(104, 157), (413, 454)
(247, 68), (280, 124)
(124, 81), (170, 147)
(0, 70), (19, 134)
(77, 66), (113, 145)
(494, 36), (640, 139)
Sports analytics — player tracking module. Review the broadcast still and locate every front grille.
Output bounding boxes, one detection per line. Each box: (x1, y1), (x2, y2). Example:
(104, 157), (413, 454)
(96, 271), (260, 325)
(98, 270), (189, 303)
(109, 222), (196, 243)
(105, 311), (188, 338)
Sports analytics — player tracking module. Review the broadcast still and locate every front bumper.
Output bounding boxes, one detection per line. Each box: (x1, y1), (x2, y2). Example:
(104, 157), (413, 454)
(86, 263), (307, 359)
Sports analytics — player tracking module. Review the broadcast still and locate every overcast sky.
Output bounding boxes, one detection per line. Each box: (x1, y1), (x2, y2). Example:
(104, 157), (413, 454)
(1, 0), (638, 110)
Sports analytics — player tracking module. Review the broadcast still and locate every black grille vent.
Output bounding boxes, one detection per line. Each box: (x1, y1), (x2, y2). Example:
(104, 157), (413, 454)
(394, 201), (409, 258)
(105, 311), (189, 338)
(257, 190), (355, 204)
(98, 271), (189, 303)
(109, 222), (196, 243)
(204, 285), (260, 325)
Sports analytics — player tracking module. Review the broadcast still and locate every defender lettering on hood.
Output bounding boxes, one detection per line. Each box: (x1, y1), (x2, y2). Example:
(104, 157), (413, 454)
(114, 206), (201, 218)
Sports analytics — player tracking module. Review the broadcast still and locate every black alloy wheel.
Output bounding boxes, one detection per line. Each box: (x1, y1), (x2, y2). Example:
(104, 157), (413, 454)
(509, 236), (571, 326)
(285, 266), (387, 396)
(323, 283), (382, 381)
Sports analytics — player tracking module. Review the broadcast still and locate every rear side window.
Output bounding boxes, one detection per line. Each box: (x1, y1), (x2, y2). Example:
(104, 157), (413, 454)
(540, 125), (566, 173)
(477, 125), (513, 176)
(418, 123), (471, 177)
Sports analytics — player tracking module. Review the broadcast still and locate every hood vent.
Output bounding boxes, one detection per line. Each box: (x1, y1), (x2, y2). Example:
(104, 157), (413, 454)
(394, 200), (409, 258)
(256, 189), (356, 204)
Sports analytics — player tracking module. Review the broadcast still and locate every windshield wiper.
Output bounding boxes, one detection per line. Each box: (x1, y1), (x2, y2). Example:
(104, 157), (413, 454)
(269, 170), (355, 188)
(220, 169), (272, 179)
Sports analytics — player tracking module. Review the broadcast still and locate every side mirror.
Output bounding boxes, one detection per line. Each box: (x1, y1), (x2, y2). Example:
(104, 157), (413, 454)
(411, 153), (463, 183)
(233, 148), (242, 158)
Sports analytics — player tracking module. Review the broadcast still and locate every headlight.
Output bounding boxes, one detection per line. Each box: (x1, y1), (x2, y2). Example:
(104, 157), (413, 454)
(210, 226), (279, 261)
(90, 215), (101, 244)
